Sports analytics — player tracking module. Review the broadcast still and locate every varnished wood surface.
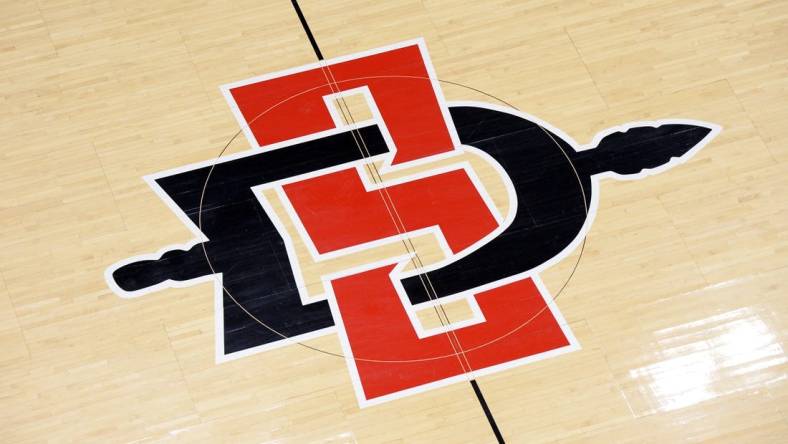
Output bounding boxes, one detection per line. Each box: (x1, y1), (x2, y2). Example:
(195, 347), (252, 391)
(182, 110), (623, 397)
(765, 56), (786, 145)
(1, 0), (787, 442)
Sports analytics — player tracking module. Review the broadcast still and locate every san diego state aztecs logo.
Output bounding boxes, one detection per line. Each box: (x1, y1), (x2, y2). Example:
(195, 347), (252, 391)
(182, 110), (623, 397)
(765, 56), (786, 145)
(106, 39), (719, 406)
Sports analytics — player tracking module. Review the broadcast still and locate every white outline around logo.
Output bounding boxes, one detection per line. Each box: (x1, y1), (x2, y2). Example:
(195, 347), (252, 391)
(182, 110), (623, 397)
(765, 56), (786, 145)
(104, 38), (720, 407)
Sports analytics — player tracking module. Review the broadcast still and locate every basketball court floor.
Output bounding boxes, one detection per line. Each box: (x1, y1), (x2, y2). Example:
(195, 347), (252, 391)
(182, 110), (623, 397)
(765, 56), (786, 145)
(2, 1), (787, 442)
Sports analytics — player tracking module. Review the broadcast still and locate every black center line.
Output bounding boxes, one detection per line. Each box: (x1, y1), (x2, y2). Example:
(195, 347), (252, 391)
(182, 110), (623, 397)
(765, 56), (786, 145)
(288, 1), (506, 442)
(290, 0), (323, 60)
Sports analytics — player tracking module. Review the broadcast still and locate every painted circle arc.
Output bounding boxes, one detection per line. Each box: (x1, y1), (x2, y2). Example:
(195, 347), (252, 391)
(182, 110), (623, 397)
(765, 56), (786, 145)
(198, 75), (588, 363)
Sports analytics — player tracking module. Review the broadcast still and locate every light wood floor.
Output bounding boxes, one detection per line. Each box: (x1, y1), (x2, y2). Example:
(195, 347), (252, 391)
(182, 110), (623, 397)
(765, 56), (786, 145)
(2, 0), (787, 442)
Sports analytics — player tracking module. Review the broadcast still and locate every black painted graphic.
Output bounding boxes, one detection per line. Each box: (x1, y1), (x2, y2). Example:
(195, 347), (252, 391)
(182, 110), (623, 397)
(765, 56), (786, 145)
(109, 104), (713, 355)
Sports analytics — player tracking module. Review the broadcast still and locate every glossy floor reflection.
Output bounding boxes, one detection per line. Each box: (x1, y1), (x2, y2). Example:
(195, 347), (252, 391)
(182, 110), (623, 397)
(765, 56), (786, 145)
(629, 307), (785, 414)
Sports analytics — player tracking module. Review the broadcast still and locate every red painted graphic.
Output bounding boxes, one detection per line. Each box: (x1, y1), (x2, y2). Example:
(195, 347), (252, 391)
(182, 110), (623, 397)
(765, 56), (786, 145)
(227, 41), (572, 402)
